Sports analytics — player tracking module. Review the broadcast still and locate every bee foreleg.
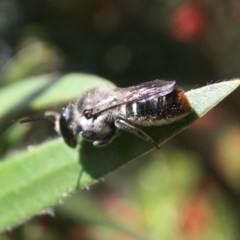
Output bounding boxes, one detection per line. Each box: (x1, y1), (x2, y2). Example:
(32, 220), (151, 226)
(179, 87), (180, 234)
(115, 118), (159, 149)
(93, 138), (112, 147)
(93, 135), (117, 147)
(92, 131), (119, 147)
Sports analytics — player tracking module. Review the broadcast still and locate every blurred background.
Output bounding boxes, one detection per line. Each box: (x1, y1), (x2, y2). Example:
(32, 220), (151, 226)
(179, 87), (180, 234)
(1, 0), (240, 239)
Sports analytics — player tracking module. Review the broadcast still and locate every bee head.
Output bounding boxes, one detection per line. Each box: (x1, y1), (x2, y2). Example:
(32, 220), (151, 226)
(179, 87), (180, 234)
(59, 104), (81, 148)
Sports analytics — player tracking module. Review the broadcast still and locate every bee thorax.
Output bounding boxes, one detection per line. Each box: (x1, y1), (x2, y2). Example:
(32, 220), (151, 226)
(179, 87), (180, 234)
(79, 114), (114, 139)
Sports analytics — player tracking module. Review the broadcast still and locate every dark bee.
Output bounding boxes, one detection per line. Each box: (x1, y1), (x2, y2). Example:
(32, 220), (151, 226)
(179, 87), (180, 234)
(59, 80), (192, 148)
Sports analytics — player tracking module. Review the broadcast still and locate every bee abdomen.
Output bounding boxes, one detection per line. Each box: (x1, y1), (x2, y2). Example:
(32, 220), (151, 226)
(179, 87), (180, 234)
(122, 89), (191, 123)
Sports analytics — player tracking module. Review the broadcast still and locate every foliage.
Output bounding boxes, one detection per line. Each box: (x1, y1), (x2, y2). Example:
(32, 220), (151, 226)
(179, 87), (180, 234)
(0, 74), (239, 238)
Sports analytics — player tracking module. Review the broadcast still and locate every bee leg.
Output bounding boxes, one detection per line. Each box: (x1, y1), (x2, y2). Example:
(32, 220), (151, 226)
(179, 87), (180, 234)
(115, 118), (159, 149)
(93, 133), (119, 147)
(93, 138), (112, 147)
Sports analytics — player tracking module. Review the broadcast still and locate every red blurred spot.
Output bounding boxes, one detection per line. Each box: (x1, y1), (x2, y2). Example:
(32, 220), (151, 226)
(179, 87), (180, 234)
(112, 233), (134, 240)
(170, 3), (207, 42)
(179, 193), (211, 237)
(68, 226), (95, 240)
(99, 193), (143, 227)
(233, 3), (240, 24)
(190, 107), (225, 130)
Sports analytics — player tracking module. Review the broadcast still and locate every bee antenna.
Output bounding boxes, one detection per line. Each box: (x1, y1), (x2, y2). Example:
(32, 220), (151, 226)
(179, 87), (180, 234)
(19, 111), (60, 134)
(19, 111), (60, 124)
(19, 117), (54, 124)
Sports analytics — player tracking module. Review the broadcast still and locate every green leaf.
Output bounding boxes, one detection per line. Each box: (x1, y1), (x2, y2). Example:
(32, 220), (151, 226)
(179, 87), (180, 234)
(0, 73), (114, 119)
(0, 79), (239, 232)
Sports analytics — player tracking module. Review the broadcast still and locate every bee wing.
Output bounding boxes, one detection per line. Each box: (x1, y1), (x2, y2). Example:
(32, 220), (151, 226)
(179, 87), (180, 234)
(91, 80), (176, 116)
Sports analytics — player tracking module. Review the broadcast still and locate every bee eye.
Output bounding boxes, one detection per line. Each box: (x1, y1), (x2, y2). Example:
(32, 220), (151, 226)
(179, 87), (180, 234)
(59, 114), (77, 148)
(83, 109), (93, 119)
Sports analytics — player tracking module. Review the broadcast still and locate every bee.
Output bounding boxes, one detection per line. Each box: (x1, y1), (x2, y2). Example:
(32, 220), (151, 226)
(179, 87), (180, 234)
(59, 80), (192, 148)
